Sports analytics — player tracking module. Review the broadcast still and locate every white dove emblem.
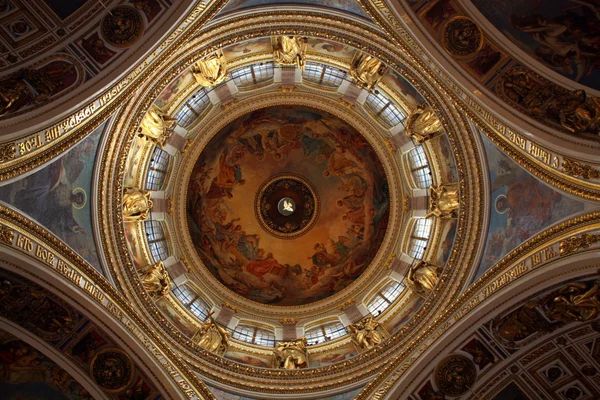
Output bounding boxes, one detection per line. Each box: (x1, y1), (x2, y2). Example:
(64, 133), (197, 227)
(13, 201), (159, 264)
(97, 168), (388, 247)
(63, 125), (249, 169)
(283, 200), (294, 212)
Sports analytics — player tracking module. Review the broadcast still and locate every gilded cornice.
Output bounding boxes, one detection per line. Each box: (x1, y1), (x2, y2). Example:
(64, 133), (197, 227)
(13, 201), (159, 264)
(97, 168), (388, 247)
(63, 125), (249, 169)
(0, 205), (216, 400)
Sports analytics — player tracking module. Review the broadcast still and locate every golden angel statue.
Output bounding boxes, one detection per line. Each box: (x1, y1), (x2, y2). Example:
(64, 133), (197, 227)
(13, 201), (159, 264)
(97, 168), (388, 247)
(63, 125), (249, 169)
(283, 199), (294, 213)
(193, 313), (230, 356)
(123, 188), (153, 222)
(405, 104), (443, 143)
(425, 185), (459, 219)
(139, 104), (177, 147)
(406, 261), (441, 297)
(191, 50), (228, 88)
(348, 315), (385, 351)
(138, 261), (171, 299)
(349, 52), (387, 90)
(273, 337), (308, 369)
(272, 36), (308, 69)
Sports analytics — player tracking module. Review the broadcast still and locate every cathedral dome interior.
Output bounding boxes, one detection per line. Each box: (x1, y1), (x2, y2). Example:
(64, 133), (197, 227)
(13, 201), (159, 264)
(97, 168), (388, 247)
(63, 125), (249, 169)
(0, 1), (599, 400)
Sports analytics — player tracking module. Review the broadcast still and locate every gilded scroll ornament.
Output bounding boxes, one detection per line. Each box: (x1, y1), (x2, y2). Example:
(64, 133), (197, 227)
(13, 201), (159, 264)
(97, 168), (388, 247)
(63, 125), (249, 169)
(272, 36), (308, 69)
(559, 233), (600, 255)
(273, 338), (308, 369)
(191, 50), (228, 88)
(426, 185), (459, 219)
(348, 315), (385, 351)
(406, 261), (442, 297)
(0, 142), (15, 163)
(434, 355), (477, 396)
(193, 314), (230, 356)
(405, 104), (443, 143)
(123, 188), (153, 222)
(562, 158), (600, 180)
(138, 261), (171, 299)
(139, 104), (177, 147)
(0, 224), (14, 245)
(349, 52), (387, 90)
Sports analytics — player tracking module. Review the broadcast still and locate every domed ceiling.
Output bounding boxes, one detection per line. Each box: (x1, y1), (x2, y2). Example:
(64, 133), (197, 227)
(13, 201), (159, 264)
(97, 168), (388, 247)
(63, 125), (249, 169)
(187, 105), (390, 306)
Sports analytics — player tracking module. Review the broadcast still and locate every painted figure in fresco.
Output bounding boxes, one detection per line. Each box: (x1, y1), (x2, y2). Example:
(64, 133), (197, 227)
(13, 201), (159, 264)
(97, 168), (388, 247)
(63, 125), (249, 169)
(123, 188), (153, 222)
(406, 261), (442, 297)
(349, 52), (388, 89)
(348, 315), (385, 350)
(194, 313), (230, 355)
(191, 50), (228, 87)
(138, 261), (171, 299)
(206, 149), (246, 199)
(273, 338), (308, 369)
(272, 36), (308, 69)
(139, 104), (177, 147)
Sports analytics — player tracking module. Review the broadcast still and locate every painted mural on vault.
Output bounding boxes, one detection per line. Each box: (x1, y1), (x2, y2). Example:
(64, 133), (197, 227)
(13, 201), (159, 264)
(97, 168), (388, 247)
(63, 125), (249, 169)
(207, 385), (364, 400)
(0, 122), (105, 272)
(470, 0), (600, 90)
(187, 106), (390, 306)
(0, 330), (92, 400)
(475, 135), (585, 279)
(220, 0), (370, 18)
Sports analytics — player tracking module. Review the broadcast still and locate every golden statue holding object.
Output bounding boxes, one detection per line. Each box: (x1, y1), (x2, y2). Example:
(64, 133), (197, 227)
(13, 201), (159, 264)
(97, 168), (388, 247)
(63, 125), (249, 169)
(349, 51), (387, 90)
(272, 36), (308, 69)
(348, 315), (385, 350)
(405, 104), (443, 143)
(123, 188), (153, 222)
(139, 104), (177, 147)
(406, 261), (441, 297)
(273, 337), (308, 369)
(138, 261), (170, 299)
(425, 185), (459, 219)
(191, 50), (228, 88)
(193, 312), (230, 356)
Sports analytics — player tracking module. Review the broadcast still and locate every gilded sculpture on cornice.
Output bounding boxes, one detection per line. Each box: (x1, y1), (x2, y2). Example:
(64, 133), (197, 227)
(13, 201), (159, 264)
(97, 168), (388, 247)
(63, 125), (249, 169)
(426, 185), (459, 219)
(405, 104), (443, 143)
(559, 94), (600, 135)
(193, 314), (230, 356)
(349, 52), (387, 90)
(123, 188), (153, 222)
(406, 261), (441, 297)
(138, 261), (170, 299)
(348, 315), (385, 351)
(272, 36), (308, 69)
(139, 104), (177, 147)
(191, 50), (228, 88)
(273, 338), (308, 369)
(544, 281), (600, 324)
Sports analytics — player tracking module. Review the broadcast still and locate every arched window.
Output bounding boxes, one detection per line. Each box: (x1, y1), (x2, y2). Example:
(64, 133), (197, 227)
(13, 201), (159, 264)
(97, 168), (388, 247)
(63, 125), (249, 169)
(367, 280), (404, 316)
(232, 325), (276, 347)
(408, 218), (432, 259)
(407, 146), (432, 188)
(305, 321), (347, 345)
(230, 62), (274, 87)
(174, 87), (210, 128)
(146, 147), (171, 191)
(365, 90), (406, 127)
(144, 220), (170, 262)
(172, 284), (210, 321)
(302, 62), (346, 87)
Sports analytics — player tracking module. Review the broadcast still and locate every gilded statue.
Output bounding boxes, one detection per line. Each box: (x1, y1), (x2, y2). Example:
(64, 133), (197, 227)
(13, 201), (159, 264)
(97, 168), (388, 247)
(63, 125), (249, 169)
(406, 261), (441, 297)
(273, 338), (308, 369)
(191, 50), (228, 87)
(349, 52), (387, 90)
(405, 104), (443, 143)
(138, 261), (170, 299)
(123, 188), (153, 222)
(425, 185), (459, 219)
(272, 36), (308, 69)
(193, 313), (230, 356)
(139, 104), (177, 147)
(348, 315), (385, 351)
(545, 281), (600, 324)
(559, 93), (600, 135)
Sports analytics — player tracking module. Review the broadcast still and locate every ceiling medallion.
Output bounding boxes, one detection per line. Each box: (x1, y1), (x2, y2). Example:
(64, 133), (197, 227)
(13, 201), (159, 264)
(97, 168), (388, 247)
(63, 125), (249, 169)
(256, 174), (319, 239)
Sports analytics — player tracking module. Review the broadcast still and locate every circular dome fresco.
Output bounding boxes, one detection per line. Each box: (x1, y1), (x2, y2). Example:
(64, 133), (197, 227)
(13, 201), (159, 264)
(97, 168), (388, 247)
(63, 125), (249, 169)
(187, 105), (390, 306)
